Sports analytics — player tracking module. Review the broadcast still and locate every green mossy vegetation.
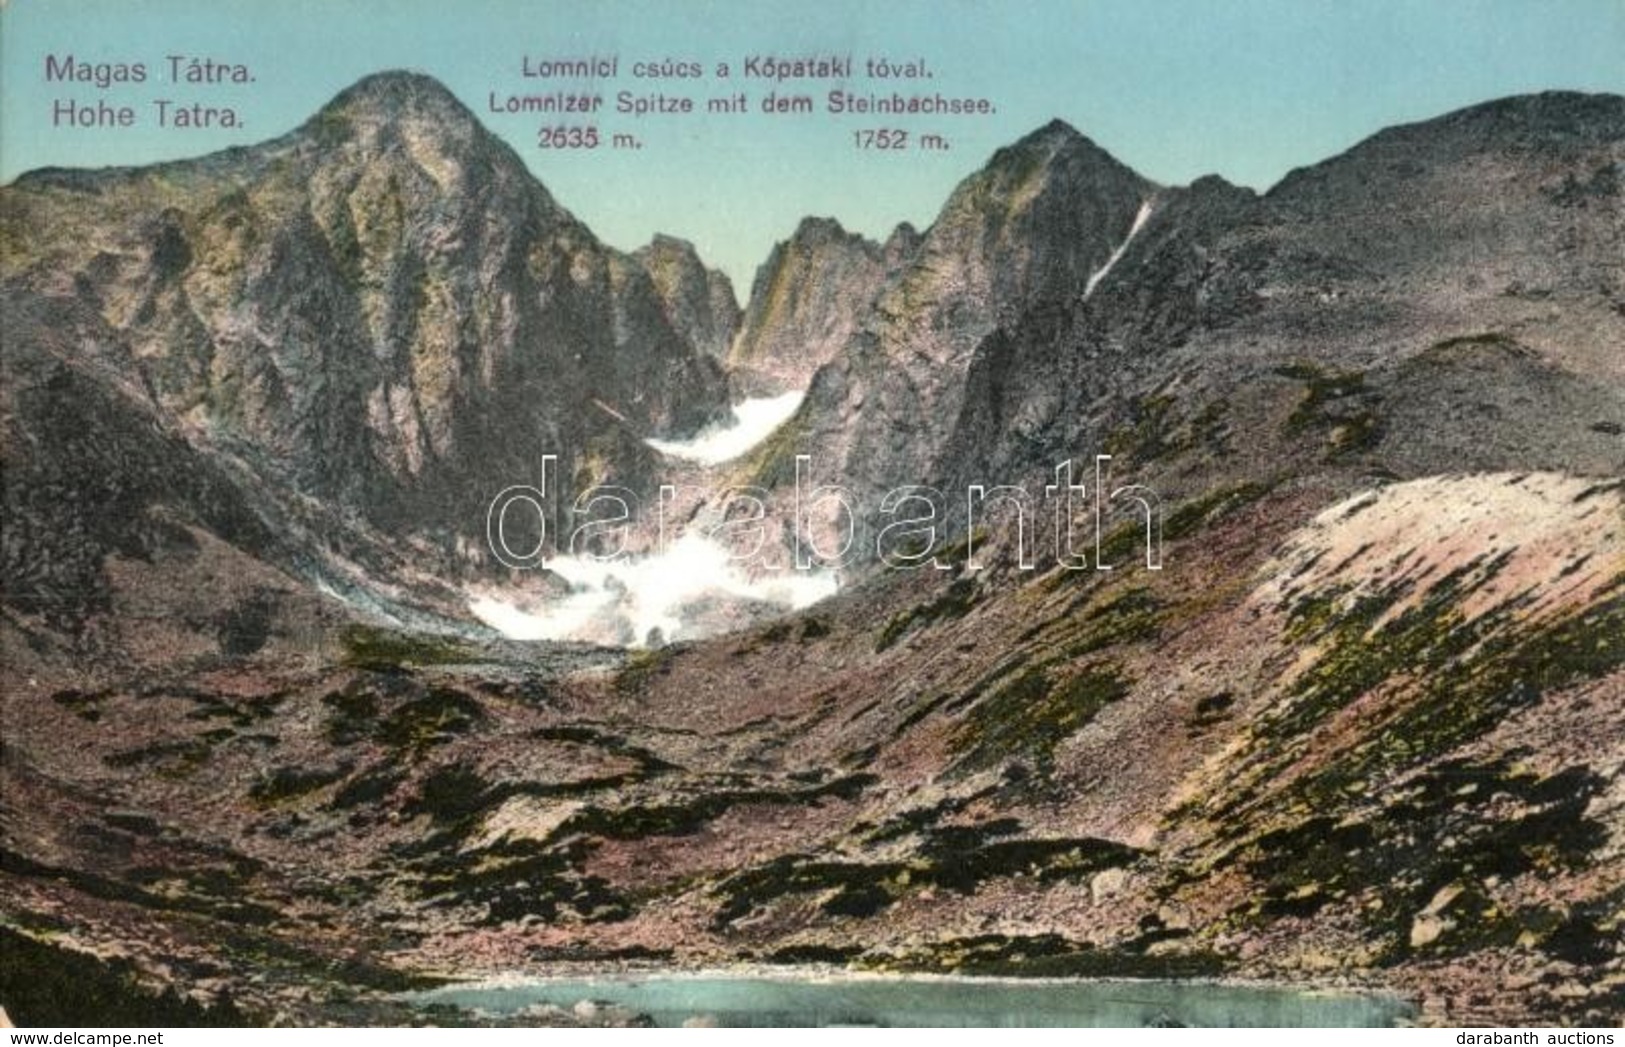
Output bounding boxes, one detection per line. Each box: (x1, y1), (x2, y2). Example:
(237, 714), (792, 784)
(1102, 393), (1233, 467)
(765, 943), (864, 965)
(51, 688), (105, 722)
(1260, 570), (1625, 806)
(1163, 480), (1275, 541)
(339, 625), (477, 671)
(875, 578), (980, 651)
(103, 738), (214, 779)
(1230, 758), (1609, 965)
(1085, 479), (1274, 572)
(414, 838), (631, 926)
(917, 827), (1140, 892)
(712, 856), (911, 926)
(404, 763), (493, 825)
(940, 526), (987, 567)
(614, 645), (677, 695)
(1024, 585), (1163, 655)
(1274, 361), (1384, 459)
(1428, 332), (1521, 355)
(951, 661), (1130, 771)
(328, 765), (406, 811)
(377, 688), (485, 756)
(1190, 562), (1625, 966)
(321, 682), (485, 757)
(738, 410), (808, 489)
(710, 829), (1137, 930)
(322, 686), (380, 745)
(248, 764), (349, 807)
(0, 847), (279, 928)
(391, 767), (879, 927)
(561, 773), (877, 843)
(0, 926), (252, 1027)
(1103, 393), (1179, 462)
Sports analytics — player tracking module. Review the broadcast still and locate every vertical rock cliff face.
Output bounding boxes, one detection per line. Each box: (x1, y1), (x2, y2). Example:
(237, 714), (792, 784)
(728, 217), (913, 396)
(634, 234), (741, 364)
(930, 171), (1259, 490)
(730, 94), (1623, 569)
(735, 121), (1158, 553)
(932, 91), (1625, 517)
(0, 72), (731, 584)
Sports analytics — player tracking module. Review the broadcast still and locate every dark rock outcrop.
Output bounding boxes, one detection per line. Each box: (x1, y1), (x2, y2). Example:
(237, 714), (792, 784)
(728, 217), (900, 396)
(634, 234), (741, 363)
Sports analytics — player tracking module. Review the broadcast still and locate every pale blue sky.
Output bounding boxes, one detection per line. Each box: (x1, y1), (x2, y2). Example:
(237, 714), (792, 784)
(3, 0), (1621, 287)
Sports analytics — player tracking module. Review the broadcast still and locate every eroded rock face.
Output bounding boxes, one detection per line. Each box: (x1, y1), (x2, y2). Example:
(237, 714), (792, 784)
(634, 234), (741, 363)
(723, 122), (1158, 560)
(0, 71), (729, 587)
(737, 94), (1624, 569)
(784, 122), (1156, 499)
(946, 90), (1625, 499)
(728, 217), (903, 396)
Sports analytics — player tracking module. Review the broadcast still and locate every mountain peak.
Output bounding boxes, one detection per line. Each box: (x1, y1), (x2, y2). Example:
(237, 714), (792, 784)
(778, 215), (883, 260)
(1025, 117), (1083, 142)
(295, 69), (535, 198)
(642, 232), (699, 254)
(1010, 117), (1113, 157)
(635, 234), (740, 362)
(1268, 89), (1625, 206)
(308, 70), (492, 145)
(636, 234), (711, 270)
(321, 70), (470, 117)
(982, 117), (1144, 187)
(1421, 89), (1625, 144)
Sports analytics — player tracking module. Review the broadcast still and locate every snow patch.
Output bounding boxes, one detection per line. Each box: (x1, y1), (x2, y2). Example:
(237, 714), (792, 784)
(646, 391), (804, 466)
(469, 530), (837, 646)
(1084, 199), (1154, 299)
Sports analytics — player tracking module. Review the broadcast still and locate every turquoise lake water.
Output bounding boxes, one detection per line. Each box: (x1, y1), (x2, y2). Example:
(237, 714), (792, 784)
(412, 973), (1416, 1027)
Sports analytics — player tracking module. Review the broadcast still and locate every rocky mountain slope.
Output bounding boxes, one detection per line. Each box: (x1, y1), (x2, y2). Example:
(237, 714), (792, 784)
(1, 72), (729, 613)
(634, 235), (741, 363)
(1, 473), (1618, 1024)
(730, 93), (1623, 564)
(2, 76), (1623, 1026)
(732, 121), (1158, 556)
(727, 217), (916, 396)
